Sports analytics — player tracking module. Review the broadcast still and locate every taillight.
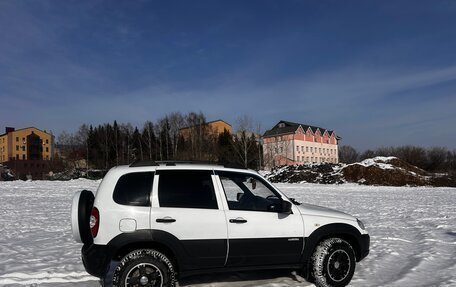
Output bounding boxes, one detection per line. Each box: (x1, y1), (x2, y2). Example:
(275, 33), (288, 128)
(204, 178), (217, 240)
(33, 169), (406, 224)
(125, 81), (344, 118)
(90, 207), (99, 238)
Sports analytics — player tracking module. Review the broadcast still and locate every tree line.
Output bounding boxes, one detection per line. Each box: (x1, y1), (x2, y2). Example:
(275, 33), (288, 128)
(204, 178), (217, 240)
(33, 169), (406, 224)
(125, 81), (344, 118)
(339, 145), (456, 173)
(57, 112), (262, 172)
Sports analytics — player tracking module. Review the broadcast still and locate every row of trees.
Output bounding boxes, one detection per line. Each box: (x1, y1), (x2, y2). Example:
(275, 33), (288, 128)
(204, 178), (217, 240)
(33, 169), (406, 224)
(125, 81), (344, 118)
(339, 145), (456, 173)
(57, 113), (455, 174)
(57, 112), (262, 172)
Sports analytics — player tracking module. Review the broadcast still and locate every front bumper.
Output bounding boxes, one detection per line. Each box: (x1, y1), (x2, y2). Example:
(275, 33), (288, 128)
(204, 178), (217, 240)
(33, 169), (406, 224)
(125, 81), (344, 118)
(82, 244), (112, 278)
(358, 234), (370, 261)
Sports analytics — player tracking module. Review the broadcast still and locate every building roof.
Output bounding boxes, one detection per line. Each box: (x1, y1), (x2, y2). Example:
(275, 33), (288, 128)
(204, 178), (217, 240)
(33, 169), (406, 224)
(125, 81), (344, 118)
(0, 127), (53, 137)
(179, 119), (232, 130)
(263, 120), (337, 138)
(206, 119), (232, 127)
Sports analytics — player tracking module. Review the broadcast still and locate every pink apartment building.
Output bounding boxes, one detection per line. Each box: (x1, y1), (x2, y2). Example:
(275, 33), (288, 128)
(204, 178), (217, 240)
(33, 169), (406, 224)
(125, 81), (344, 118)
(262, 120), (340, 169)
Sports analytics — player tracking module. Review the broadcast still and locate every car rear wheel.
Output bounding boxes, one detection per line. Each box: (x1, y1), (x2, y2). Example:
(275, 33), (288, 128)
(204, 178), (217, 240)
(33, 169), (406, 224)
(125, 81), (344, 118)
(113, 249), (177, 287)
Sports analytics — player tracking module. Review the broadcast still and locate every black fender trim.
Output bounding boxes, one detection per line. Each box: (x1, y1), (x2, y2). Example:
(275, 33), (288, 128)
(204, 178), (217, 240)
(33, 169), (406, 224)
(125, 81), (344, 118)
(106, 229), (226, 273)
(301, 223), (370, 277)
(301, 223), (370, 281)
(81, 243), (111, 278)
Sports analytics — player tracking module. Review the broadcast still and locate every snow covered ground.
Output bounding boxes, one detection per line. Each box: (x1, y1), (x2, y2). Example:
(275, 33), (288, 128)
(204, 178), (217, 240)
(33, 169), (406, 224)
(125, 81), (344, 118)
(0, 179), (455, 287)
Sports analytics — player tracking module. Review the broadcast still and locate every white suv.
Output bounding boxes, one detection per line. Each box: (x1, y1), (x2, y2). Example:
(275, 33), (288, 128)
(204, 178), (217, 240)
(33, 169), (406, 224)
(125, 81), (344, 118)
(72, 161), (369, 287)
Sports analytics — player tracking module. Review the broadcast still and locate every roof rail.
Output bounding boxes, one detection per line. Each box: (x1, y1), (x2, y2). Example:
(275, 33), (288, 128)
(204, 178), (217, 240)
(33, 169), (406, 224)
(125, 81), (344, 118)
(157, 160), (217, 166)
(129, 160), (247, 169)
(129, 160), (159, 167)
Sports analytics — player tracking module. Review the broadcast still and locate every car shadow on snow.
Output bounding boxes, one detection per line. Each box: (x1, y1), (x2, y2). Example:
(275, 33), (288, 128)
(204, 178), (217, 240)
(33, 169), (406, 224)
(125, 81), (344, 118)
(179, 269), (312, 286)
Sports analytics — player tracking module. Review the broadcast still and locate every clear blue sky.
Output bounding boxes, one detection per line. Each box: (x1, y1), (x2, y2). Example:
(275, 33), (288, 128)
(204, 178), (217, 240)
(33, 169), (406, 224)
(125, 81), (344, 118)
(1, 1), (455, 150)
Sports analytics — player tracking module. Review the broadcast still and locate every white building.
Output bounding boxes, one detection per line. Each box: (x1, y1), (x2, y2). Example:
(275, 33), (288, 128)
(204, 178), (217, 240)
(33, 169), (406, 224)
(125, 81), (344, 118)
(262, 120), (340, 169)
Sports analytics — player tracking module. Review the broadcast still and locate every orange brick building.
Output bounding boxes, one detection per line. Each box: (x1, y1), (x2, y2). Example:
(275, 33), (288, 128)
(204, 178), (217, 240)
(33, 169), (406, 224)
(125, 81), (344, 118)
(0, 127), (55, 179)
(179, 119), (232, 139)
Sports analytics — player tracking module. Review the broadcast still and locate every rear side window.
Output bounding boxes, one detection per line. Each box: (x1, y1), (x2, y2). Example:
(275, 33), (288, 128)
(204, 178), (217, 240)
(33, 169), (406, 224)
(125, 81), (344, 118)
(113, 172), (154, 206)
(158, 170), (217, 209)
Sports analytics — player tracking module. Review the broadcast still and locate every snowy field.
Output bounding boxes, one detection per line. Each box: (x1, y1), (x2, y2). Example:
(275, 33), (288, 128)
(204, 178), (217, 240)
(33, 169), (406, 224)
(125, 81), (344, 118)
(0, 179), (455, 287)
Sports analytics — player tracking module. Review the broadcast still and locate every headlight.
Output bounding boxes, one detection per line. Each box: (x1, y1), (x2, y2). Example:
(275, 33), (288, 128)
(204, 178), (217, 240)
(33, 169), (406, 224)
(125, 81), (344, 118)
(357, 218), (365, 230)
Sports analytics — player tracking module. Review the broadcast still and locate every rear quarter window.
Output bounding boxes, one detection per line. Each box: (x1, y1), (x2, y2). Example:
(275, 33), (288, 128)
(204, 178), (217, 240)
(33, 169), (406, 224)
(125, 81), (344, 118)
(113, 172), (154, 206)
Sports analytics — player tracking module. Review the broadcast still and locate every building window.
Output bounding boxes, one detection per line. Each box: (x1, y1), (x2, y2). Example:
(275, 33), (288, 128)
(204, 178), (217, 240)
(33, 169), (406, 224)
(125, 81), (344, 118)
(16, 137), (19, 142)
(46, 139), (49, 144)
(22, 146), (25, 151)
(16, 155), (19, 160)
(16, 145), (19, 151)
(297, 156), (300, 161)
(46, 147), (49, 152)
(22, 155), (26, 160)
(296, 146), (299, 152)
(306, 146), (309, 152)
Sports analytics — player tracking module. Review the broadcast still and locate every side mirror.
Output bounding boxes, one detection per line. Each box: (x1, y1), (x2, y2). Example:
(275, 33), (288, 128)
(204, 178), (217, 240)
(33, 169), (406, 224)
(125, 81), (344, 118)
(281, 201), (292, 214)
(237, 193), (244, 201)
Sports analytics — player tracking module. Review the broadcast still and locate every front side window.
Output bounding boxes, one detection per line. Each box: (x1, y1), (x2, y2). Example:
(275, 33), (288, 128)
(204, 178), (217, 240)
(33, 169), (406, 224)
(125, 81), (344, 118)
(158, 170), (217, 209)
(113, 172), (154, 206)
(217, 171), (282, 212)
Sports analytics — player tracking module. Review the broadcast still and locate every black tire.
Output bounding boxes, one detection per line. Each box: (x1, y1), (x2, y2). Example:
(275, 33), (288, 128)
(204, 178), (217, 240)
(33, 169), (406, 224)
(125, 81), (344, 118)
(311, 238), (356, 287)
(113, 249), (177, 287)
(78, 190), (95, 245)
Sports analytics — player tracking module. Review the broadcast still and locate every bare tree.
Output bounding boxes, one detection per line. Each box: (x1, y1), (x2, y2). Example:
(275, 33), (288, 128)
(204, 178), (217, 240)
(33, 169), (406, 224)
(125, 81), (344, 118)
(120, 123), (134, 164)
(339, 145), (359, 164)
(76, 124), (90, 174)
(57, 130), (84, 169)
(168, 112), (185, 158)
(232, 116), (254, 168)
(143, 121), (154, 160)
(256, 122), (263, 170)
(185, 112), (207, 159)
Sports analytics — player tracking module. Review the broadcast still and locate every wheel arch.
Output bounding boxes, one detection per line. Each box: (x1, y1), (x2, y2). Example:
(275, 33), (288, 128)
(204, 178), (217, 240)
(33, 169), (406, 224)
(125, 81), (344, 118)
(107, 230), (181, 273)
(302, 223), (363, 264)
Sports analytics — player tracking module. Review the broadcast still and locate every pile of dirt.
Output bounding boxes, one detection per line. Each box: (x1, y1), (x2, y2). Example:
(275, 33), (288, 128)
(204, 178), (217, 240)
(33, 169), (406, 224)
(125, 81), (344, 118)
(341, 157), (427, 186)
(265, 157), (456, 187)
(266, 163), (344, 184)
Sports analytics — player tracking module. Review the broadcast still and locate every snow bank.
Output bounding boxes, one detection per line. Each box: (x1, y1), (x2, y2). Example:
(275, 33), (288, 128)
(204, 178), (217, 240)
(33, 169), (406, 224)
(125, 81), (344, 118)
(347, 156), (398, 170)
(0, 180), (455, 286)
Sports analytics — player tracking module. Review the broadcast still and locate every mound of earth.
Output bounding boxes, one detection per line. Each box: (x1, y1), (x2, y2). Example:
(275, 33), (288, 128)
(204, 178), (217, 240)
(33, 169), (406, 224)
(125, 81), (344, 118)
(341, 156), (427, 186)
(264, 156), (456, 187)
(265, 163), (344, 184)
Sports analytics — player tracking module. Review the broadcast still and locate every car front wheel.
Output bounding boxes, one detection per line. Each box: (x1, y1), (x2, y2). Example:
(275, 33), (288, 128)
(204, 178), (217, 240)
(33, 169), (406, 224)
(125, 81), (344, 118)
(311, 238), (356, 287)
(112, 249), (177, 287)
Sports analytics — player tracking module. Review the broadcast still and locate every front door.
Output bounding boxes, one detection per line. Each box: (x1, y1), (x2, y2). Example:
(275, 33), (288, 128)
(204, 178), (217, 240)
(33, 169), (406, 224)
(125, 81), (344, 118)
(215, 171), (304, 267)
(150, 169), (227, 271)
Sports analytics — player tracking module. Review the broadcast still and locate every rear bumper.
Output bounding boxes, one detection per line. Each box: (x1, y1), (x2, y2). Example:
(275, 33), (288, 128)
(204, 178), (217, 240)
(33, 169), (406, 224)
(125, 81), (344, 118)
(82, 244), (112, 278)
(358, 234), (370, 261)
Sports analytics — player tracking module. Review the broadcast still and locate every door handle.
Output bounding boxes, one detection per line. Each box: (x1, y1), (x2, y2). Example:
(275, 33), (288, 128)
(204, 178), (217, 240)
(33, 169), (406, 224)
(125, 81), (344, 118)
(229, 217), (247, 224)
(156, 217), (176, 223)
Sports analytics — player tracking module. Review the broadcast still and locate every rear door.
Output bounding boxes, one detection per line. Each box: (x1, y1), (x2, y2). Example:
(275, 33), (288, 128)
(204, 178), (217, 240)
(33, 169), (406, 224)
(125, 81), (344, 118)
(215, 171), (304, 267)
(150, 169), (228, 271)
